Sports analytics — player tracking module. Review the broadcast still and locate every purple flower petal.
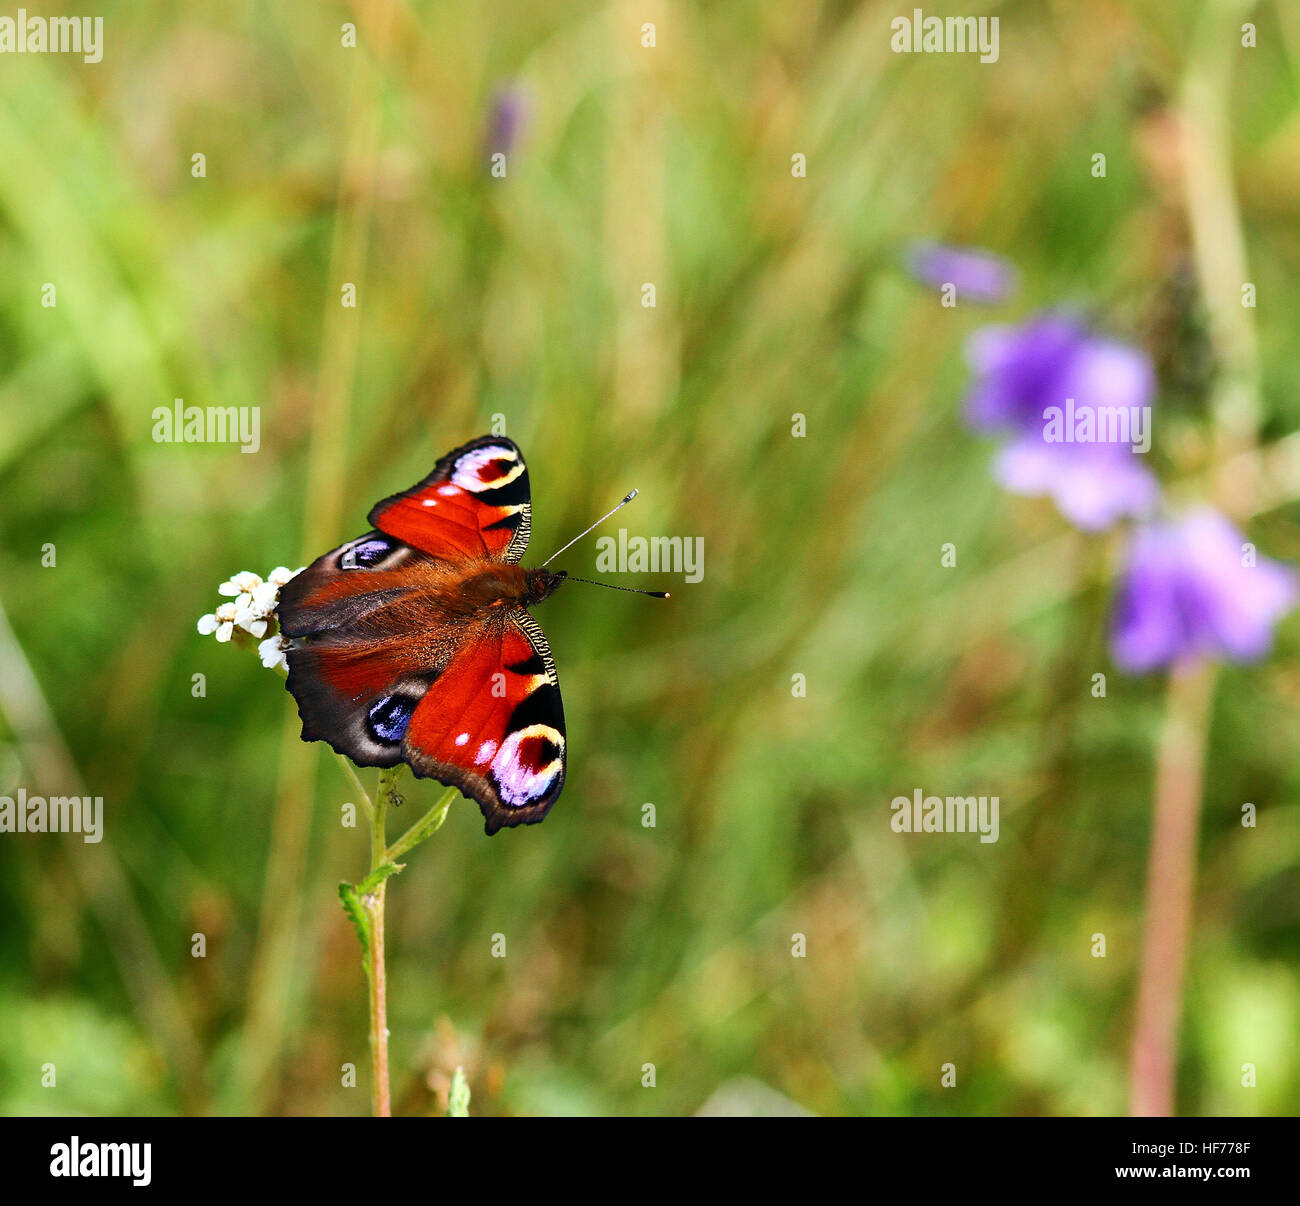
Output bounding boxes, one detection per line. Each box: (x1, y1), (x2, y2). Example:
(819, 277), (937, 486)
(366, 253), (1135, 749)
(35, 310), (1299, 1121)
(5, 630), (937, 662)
(907, 242), (1016, 304)
(964, 313), (1154, 438)
(1111, 509), (1298, 673)
(994, 437), (1159, 531)
(488, 86), (529, 155)
(1054, 337), (1154, 427)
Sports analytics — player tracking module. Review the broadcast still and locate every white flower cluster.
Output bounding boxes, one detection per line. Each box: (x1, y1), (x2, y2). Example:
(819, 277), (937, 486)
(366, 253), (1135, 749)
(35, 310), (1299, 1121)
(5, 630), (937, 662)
(197, 565), (302, 671)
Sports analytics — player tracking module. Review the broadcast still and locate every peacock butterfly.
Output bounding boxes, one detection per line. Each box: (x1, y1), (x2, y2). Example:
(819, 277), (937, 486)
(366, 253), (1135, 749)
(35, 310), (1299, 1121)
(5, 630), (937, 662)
(277, 435), (665, 834)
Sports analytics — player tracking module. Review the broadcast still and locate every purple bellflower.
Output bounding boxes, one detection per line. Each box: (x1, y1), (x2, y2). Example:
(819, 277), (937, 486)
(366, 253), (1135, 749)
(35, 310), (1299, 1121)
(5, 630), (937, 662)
(965, 313), (1159, 530)
(1111, 509), (1297, 672)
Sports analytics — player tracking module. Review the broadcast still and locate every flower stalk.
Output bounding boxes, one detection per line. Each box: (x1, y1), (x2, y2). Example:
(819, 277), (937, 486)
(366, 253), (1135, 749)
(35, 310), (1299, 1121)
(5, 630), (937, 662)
(364, 768), (395, 1117)
(1124, 0), (1273, 1119)
(1128, 661), (1216, 1116)
(337, 764), (458, 1116)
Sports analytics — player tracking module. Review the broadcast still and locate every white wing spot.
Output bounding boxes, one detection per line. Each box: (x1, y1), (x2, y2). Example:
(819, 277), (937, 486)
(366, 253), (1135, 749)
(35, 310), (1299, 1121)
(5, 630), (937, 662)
(475, 740), (498, 766)
(455, 732), (470, 747)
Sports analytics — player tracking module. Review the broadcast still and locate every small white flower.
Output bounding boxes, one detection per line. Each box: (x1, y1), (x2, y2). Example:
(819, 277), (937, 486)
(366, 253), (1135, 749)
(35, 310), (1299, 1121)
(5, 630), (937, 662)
(234, 607), (268, 639)
(200, 601), (239, 642)
(218, 570), (263, 598)
(248, 581), (281, 616)
(232, 579), (287, 638)
(268, 565), (302, 587)
(258, 634), (291, 672)
(201, 585), (242, 638)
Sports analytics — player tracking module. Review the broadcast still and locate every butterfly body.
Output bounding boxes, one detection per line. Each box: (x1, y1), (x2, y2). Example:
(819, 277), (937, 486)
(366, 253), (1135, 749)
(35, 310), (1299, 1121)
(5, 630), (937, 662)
(277, 436), (571, 834)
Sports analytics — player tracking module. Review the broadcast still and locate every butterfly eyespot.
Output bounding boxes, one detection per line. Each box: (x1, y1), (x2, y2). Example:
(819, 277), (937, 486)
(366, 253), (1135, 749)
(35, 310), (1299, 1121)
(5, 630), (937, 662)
(491, 724), (564, 807)
(451, 446), (525, 494)
(368, 693), (416, 744)
(340, 537), (393, 570)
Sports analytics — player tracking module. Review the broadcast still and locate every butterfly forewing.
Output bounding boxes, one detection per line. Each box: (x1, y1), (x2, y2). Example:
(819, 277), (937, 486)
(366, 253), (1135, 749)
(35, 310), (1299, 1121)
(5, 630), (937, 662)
(367, 435), (532, 563)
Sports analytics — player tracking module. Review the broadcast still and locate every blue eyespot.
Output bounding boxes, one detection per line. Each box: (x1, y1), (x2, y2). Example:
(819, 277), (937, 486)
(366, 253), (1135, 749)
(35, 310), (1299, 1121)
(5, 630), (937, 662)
(341, 537), (392, 570)
(368, 694), (413, 744)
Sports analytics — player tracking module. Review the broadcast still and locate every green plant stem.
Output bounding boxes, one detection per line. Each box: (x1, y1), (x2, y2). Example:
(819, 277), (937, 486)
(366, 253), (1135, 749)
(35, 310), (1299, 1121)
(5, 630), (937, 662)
(388, 785), (459, 861)
(365, 767), (396, 1117)
(366, 882), (389, 1116)
(343, 770), (457, 1117)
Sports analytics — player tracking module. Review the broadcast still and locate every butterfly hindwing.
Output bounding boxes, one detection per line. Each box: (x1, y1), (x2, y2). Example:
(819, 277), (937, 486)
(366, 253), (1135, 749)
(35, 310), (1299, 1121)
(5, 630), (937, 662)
(403, 609), (566, 834)
(367, 435), (531, 563)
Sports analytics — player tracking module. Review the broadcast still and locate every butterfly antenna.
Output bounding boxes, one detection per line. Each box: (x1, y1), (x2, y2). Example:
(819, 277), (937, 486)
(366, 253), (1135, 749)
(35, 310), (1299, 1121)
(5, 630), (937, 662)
(562, 574), (670, 599)
(541, 489), (641, 566)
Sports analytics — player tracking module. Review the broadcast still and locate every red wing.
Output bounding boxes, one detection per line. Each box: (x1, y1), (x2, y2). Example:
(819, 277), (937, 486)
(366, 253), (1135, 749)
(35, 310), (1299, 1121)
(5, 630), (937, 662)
(367, 435), (531, 564)
(403, 609), (566, 835)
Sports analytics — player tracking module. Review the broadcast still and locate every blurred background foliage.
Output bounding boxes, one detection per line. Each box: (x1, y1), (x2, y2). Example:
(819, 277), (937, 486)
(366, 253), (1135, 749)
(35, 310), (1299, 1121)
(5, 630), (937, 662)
(1, 0), (1298, 1116)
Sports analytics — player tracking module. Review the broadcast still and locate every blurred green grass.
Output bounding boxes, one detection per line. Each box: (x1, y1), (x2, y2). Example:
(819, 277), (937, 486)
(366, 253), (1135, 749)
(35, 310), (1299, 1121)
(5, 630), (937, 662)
(1, 0), (1298, 1116)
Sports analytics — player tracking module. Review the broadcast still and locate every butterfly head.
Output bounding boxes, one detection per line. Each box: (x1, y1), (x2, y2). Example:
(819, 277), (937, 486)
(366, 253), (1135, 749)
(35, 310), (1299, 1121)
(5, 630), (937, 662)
(525, 567), (567, 605)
